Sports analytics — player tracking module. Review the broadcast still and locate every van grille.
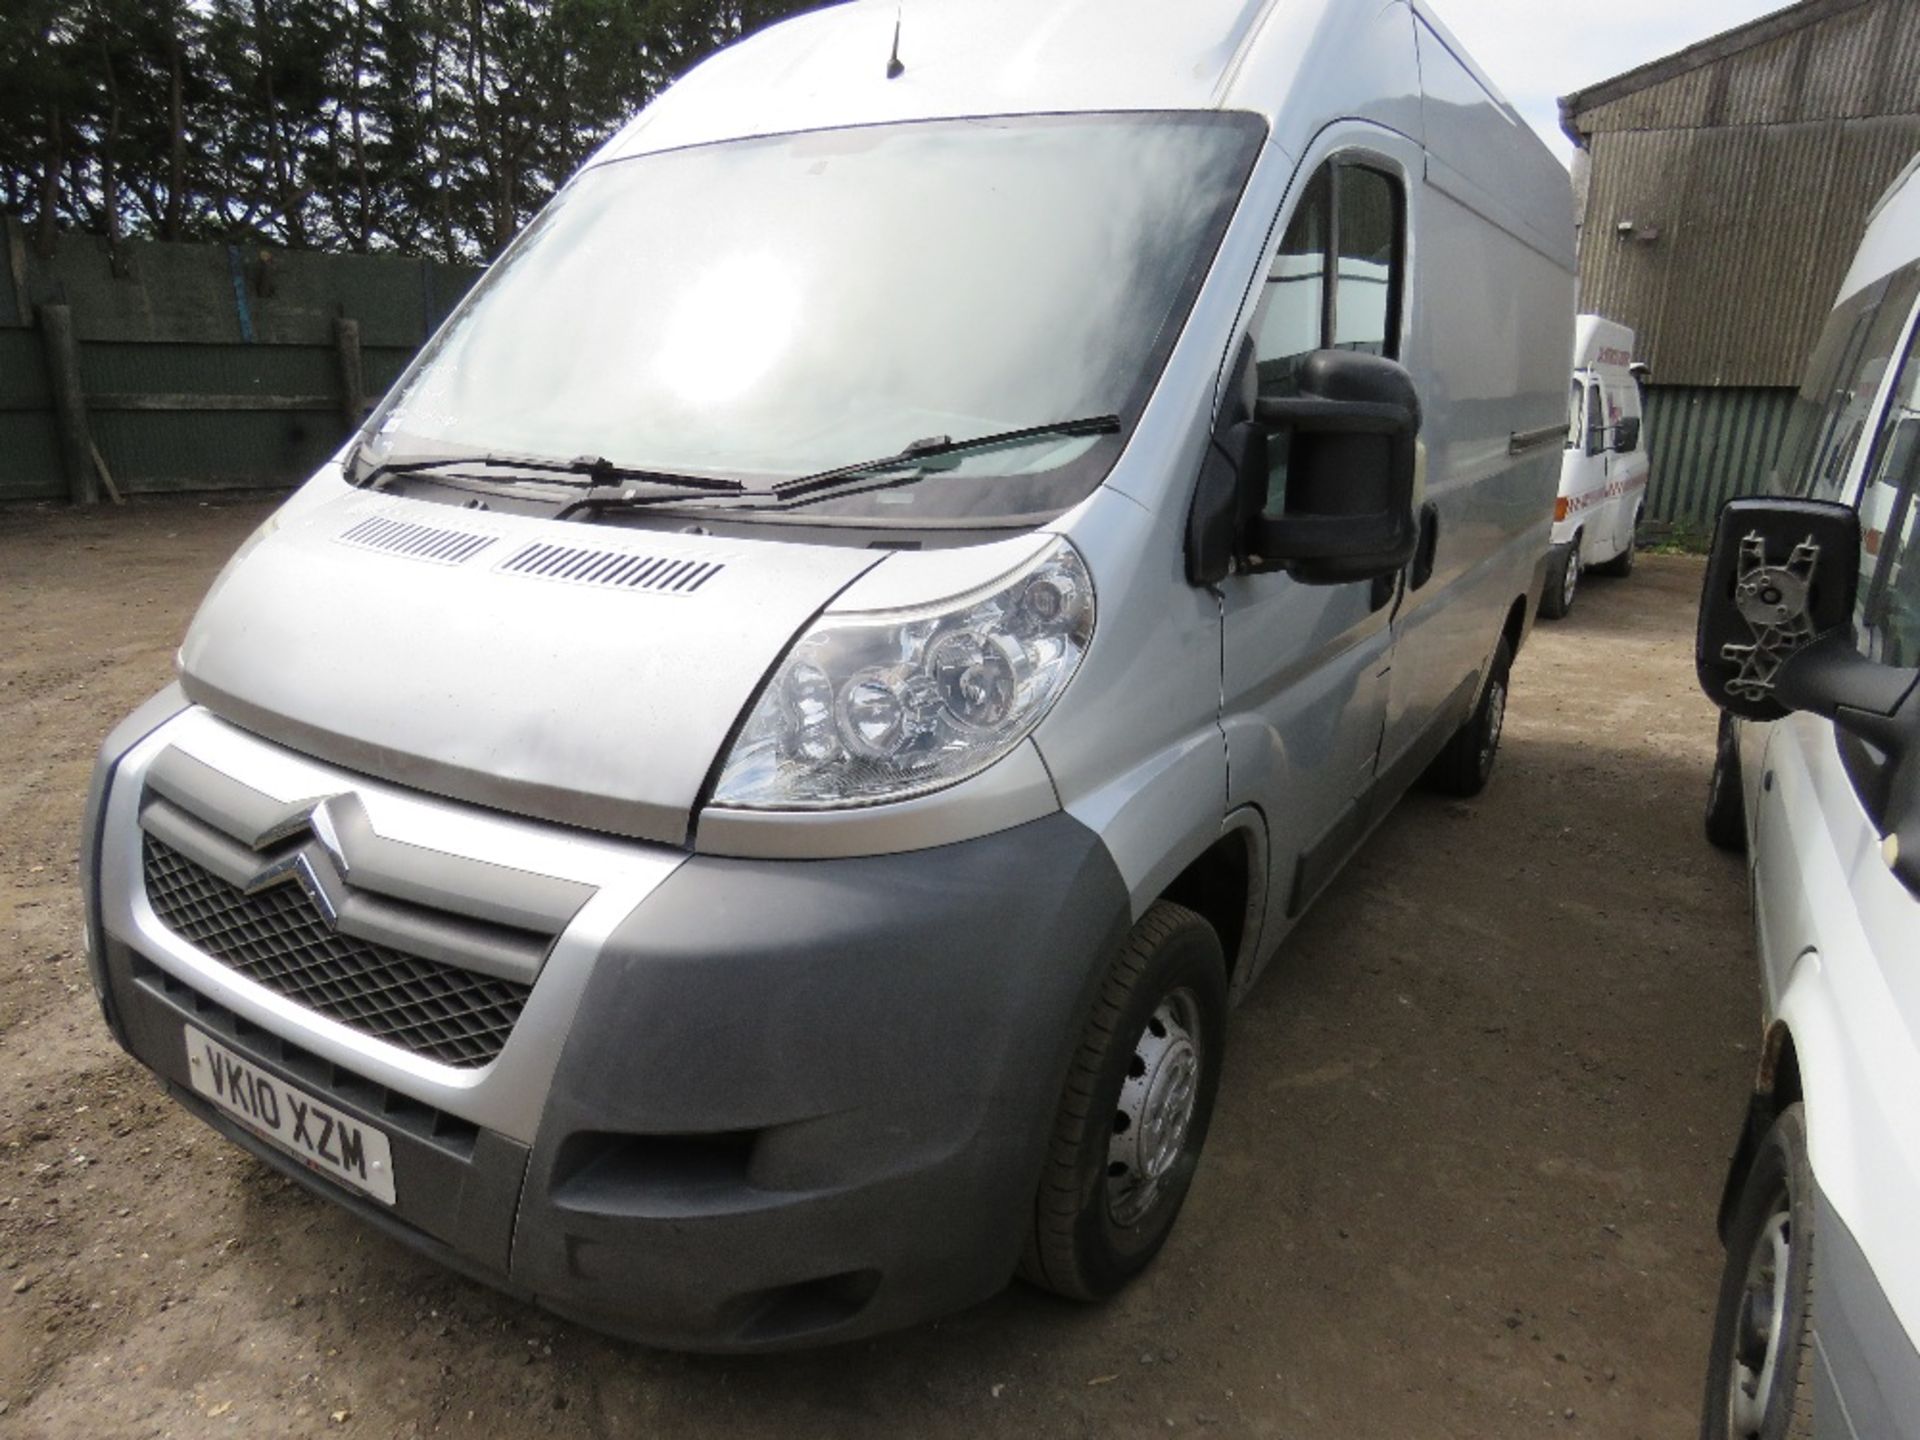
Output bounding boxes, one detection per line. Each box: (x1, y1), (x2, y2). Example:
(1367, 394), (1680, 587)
(143, 836), (530, 1069)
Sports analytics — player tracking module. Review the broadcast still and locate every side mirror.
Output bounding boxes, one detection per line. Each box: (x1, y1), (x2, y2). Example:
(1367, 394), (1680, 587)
(1695, 497), (1860, 721)
(1248, 351), (1421, 586)
(1613, 416), (1641, 453)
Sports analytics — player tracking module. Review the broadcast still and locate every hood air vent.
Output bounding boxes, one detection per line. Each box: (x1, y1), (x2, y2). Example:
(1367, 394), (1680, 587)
(499, 542), (724, 595)
(339, 514), (497, 565)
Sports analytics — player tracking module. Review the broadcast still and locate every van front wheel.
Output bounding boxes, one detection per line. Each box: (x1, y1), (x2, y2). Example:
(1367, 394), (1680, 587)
(1700, 1105), (1815, 1440)
(1018, 900), (1227, 1302)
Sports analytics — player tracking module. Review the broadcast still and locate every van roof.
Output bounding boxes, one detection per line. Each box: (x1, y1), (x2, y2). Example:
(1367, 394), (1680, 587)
(1837, 152), (1920, 302)
(596, 0), (1523, 161)
(1573, 314), (1637, 373)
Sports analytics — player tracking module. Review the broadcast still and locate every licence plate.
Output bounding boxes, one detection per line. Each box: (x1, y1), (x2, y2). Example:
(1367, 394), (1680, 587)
(184, 1026), (397, 1205)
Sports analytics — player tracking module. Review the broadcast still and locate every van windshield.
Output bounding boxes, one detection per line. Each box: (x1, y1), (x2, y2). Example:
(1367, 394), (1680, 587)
(359, 112), (1264, 525)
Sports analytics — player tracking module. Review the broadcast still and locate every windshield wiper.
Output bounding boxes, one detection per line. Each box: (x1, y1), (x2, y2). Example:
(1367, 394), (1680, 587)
(351, 446), (747, 498)
(767, 414), (1122, 504)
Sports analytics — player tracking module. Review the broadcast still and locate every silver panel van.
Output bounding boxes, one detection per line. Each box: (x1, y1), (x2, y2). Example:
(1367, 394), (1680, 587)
(80, 0), (1575, 1349)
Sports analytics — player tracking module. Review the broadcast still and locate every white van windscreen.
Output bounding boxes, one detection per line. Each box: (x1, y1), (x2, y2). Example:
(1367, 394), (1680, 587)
(359, 112), (1264, 523)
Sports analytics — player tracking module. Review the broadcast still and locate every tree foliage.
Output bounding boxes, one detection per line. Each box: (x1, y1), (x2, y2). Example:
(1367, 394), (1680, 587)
(0, 0), (817, 261)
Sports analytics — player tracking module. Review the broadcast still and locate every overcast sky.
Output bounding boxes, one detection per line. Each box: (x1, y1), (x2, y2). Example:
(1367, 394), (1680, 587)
(1426, 0), (1795, 166)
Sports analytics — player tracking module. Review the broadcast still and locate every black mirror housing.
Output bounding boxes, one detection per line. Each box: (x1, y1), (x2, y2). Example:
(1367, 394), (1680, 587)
(1613, 416), (1641, 453)
(1247, 350), (1421, 586)
(1695, 497), (1860, 721)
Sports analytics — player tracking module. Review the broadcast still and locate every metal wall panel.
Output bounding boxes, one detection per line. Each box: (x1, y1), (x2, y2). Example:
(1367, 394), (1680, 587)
(1567, 0), (1920, 388)
(1643, 384), (1799, 531)
(1575, 115), (1920, 386)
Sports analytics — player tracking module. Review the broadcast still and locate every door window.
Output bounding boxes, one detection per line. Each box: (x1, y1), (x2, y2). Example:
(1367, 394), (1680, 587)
(1838, 304), (1920, 824)
(1854, 310), (1920, 667)
(1566, 379), (1584, 449)
(1611, 384), (1640, 452)
(1250, 158), (1406, 508)
(1332, 166), (1400, 356)
(1780, 262), (1920, 501)
(1252, 168), (1332, 396)
(1585, 381), (1607, 456)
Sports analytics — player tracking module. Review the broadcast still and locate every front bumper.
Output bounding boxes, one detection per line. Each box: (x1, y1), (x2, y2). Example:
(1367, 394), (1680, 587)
(89, 707), (1130, 1350)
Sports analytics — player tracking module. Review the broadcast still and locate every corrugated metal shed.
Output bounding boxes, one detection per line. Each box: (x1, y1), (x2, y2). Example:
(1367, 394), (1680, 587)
(1562, 0), (1920, 389)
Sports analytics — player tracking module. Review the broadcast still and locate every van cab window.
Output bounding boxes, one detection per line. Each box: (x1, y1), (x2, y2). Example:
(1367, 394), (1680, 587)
(1566, 379), (1584, 448)
(1250, 158), (1405, 507)
(359, 111), (1263, 528)
(1585, 381), (1607, 456)
(1779, 262), (1920, 501)
(1853, 316), (1920, 668)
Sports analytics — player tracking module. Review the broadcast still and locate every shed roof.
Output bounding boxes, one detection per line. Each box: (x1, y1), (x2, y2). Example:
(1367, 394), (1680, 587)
(1559, 0), (1878, 140)
(1556, 0), (1920, 387)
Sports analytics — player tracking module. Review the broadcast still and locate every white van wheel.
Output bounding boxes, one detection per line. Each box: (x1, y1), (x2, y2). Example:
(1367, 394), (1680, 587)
(1541, 540), (1579, 619)
(1018, 900), (1226, 1302)
(1700, 1105), (1814, 1440)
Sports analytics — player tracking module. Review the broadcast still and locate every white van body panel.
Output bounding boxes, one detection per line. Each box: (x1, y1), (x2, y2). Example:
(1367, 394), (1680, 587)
(1725, 158), (1920, 1433)
(1750, 710), (1920, 1358)
(1839, 153), (1920, 303)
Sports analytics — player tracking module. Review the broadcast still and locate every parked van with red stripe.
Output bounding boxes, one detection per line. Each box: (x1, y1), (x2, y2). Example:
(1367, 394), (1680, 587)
(1541, 315), (1650, 618)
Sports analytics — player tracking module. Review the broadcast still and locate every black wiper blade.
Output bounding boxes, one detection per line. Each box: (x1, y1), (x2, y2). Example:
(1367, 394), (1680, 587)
(353, 446), (747, 497)
(769, 414), (1122, 503)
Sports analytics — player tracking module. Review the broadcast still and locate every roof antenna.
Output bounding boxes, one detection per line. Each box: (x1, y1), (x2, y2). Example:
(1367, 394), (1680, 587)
(886, 2), (906, 79)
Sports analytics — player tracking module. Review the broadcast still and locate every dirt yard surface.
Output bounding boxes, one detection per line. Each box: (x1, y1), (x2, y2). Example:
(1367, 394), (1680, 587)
(1, 498), (1753, 1440)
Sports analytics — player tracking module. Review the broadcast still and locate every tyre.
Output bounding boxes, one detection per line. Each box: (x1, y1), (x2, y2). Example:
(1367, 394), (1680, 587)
(1019, 900), (1228, 1302)
(1700, 1105), (1815, 1440)
(1596, 506), (1642, 578)
(1705, 711), (1746, 852)
(1540, 538), (1580, 619)
(1423, 634), (1513, 798)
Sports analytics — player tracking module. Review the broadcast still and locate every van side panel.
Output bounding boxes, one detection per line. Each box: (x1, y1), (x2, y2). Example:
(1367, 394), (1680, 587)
(1410, 12), (1576, 274)
(1379, 176), (1570, 774)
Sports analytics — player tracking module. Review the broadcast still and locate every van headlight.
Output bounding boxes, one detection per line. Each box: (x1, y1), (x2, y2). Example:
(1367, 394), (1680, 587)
(713, 537), (1094, 809)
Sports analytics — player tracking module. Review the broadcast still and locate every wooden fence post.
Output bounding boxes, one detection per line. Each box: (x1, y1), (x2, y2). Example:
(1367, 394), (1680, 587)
(36, 303), (99, 506)
(333, 316), (365, 432)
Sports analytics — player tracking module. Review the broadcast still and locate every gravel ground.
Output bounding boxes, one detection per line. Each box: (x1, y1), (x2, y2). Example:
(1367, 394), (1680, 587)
(1, 497), (1752, 1439)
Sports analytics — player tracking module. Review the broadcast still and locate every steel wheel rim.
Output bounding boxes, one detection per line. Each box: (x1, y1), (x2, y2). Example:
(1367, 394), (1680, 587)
(1562, 547), (1581, 608)
(1727, 1204), (1793, 1436)
(1107, 988), (1203, 1228)
(1479, 678), (1507, 776)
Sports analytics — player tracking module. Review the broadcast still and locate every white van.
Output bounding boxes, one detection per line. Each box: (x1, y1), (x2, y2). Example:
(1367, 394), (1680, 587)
(1693, 155), (1920, 1438)
(79, 0), (1573, 1349)
(1539, 315), (1650, 618)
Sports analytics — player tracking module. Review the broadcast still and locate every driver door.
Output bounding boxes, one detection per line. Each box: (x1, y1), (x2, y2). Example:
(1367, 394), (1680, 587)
(1220, 138), (1416, 937)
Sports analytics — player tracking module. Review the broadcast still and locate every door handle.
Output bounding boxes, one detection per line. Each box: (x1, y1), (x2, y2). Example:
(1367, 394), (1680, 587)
(1409, 502), (1440, 591)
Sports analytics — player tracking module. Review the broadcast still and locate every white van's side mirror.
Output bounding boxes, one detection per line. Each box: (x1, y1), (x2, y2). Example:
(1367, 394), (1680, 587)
(1188, 350), (1421, 588)
(1695, 497), (1860, 723)
(1613, 416), (1641, 453)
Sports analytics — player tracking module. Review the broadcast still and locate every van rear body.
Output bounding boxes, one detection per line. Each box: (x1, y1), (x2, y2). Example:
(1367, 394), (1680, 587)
(81, 0), (1574, 1349)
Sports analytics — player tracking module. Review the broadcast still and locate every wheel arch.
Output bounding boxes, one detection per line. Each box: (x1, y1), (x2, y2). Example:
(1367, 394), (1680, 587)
(1717, 969), (1847, 1245)
(1157, 807), (1268, 1002)
(1503, 592), (1530, 662)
